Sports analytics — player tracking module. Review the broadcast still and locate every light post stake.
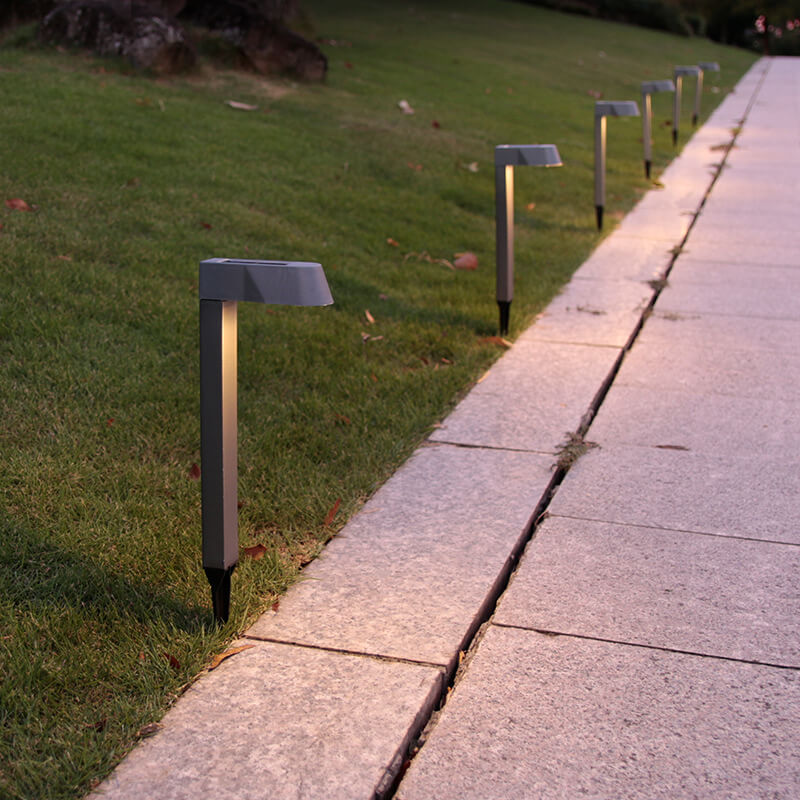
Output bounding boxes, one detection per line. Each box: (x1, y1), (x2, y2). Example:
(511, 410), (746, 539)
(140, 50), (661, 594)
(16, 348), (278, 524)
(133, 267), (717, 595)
(673, 66), (700, 145)
(199, 258), (333, 623)
(594, 101), (640, 230)
(641, 79), (675, 179)
(695, 62), (720, 125)
(494, 144), (562, 335)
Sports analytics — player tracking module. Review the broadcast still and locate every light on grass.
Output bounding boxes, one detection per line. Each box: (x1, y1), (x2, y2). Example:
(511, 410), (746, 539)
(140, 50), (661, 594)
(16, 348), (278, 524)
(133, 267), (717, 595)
(199, 258), (333, 624)
(494, 144), (562, 335)
(641, 79), (675, 178)
(594, 101), (640, 230)
(672, 65), (701, 144)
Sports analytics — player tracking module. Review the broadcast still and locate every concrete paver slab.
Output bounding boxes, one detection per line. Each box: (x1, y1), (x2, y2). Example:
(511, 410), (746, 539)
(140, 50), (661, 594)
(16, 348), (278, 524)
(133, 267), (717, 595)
(495, 516), (800, 665)
(515, 278), (653, 347)
(397, 628), (800, 800)
(656, 278), (800, 319)
(570, 233), (673, 283)
(642, 311), (800, 354)
(247, 444), (554, 667)
(688, 208), (800, 247)
(588, 383), (800, 451)
(429, 341), (621, 452)
(668, 261), (800, 289)
(93, 640), (443, 800)
(612, 335), (800, 400)
(548, 445), (800, 544)
(677, 238), (798, 266)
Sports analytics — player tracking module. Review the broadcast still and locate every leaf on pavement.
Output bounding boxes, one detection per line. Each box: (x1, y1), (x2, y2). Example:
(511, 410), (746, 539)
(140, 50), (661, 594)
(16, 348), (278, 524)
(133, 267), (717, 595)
(208, 644), (256, 671)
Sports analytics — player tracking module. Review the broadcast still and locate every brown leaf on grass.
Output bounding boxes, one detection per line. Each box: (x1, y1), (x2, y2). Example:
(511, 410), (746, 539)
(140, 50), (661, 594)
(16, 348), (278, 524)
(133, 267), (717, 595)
(460, 161), (479, 173)
(453, 251), (478, 270)
(87, 719), (107, 733)
(225, 100), (258, 111)
(479, 336), (512, 349)
(344, 61), (353, 69)
(5, 198), (33, 211)
(526, 202), (536, 212)
(200, 222), (212, 230)
(432, 120), (440, 129)
(188, 462), (201, 480)
(386, 237), (400, 247)
(334, 412), (351, 425)
(208, 644), (255, 670)
(365, 309), (375, 324)
(163, 653), (180, 670)
(271, 599), (280, 612)
(56, 255), (72, 261)
(407, 162), (423, 171)
(243, 543), (267, 561)
(324, 498), (342, 526)
(587, 89), (603, 99)
(398, 99), (415, 114)
(137, 723), (162, 738)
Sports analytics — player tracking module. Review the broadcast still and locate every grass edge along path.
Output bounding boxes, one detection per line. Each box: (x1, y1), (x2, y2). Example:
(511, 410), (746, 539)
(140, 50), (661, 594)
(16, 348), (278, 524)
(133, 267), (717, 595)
(0, 2), (755, 797)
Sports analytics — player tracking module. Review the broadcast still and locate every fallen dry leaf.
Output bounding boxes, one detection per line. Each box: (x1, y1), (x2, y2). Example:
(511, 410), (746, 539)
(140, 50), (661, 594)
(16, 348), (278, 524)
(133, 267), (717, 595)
(587, 89), (603, 99)
(243, 543), (267, 561)
(137, 723), (162, 738)
(479, 336), (512, 349)
(188, 463), (201, 480)
(200, 222), (212, 230)
(432, 120), (440, 129)
(398, 99), (415, 114)
(5, 198), (32, 211)
(365, 309), (375, 324)
(208, 644), (256, 671)
(526, 202), (536, 212)
(324, 498), (342, 526)
(334, 412), (351, 425)
(403, 250), (454, 270)
(163, 652), (180, 670)
(56, 255), (72, 261)
(453, 251), (478, 270)
(386, 237), (400, 247)
(225, 100), (258, 111)
(344, 61), (353, 69)
(460, 161), (479, 173)
(407, 162), (423, 171)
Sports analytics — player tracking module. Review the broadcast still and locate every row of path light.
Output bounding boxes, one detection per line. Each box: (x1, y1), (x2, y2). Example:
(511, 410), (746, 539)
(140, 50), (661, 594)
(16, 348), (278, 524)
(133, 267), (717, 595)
(198, 62), (718, 623)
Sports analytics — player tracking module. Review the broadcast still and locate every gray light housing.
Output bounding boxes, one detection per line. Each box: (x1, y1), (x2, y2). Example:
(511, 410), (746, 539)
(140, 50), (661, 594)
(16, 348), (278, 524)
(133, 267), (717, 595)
(595, 101), (640, 118)
(495, 144), (562, 167)
(642, 80), (676, 94)
(199, 258), (333, 306)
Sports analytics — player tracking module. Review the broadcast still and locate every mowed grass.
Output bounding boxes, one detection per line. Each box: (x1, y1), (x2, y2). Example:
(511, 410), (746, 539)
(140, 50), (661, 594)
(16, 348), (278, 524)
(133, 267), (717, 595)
(0, 2), (755, 797)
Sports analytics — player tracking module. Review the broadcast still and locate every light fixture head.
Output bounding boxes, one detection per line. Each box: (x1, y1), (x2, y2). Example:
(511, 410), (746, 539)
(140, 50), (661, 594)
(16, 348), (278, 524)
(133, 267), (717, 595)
(699, 61), (720, 72)
(641, 79), (676, 94)
(199, 258), (333, 306)
(595, 100), (640, 118)
(674, 65), (701, 77)
(494, 144), (562, 167)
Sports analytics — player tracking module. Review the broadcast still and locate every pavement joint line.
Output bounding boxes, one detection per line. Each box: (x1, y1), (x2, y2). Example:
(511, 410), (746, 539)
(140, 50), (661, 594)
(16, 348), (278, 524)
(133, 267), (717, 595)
(490, 624), (800, 671)
(240, 634), (449, 671)
(421, 439), (557, 456)
(385, 64), (775, 798)
(548, 513), (800, 548)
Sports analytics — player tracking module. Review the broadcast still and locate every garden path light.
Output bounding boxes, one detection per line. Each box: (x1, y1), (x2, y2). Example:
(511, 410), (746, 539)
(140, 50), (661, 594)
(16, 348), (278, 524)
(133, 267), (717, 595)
(199, 258), (333, 623)
(695, 62), (721, 125)
(641, 80), (675, 178)
(594, 101), (640, 231)
(673, 66), (701, 145)
(494, 144), (562, 335)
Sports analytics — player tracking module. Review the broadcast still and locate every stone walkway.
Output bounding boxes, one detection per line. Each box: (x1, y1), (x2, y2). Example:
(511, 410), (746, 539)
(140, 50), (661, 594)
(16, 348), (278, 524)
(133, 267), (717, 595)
(93, 57), (800, 800)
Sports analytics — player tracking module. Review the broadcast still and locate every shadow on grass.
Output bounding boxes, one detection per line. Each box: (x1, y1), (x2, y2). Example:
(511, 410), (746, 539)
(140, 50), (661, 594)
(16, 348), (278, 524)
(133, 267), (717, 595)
(0, 512), (208, 633)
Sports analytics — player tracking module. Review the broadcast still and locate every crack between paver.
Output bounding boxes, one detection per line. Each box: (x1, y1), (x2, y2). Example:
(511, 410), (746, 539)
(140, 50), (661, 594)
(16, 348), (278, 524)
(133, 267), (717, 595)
(424, 438), (556, 456)
(548, 513), (800, 548)
(491, 623), (800, 671)
(380, 65), (773, 800)
(240, 633), (447, 671)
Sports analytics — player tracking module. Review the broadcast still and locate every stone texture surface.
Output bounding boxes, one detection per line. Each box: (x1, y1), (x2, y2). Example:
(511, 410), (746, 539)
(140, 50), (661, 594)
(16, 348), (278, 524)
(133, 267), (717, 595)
(613, 334), (800, 399)
(642, 311), (800, 354)
(247, 444), (555, 667)
(397, 627), (800, 800)
(429, 341), (621, 452)
(515, 278), (653, 347)
(570, 235), (674, 282)
(677, 237), (798, 266)
(495, 516), (800, 666)
(588, 383), (800, 452)
(548, 445), (800, 545)
(93, 640), (443, 800)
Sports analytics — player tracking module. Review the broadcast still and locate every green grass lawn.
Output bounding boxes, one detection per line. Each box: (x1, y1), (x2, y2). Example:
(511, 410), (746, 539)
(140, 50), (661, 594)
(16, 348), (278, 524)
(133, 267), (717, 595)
(0, 2), (755, 797)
